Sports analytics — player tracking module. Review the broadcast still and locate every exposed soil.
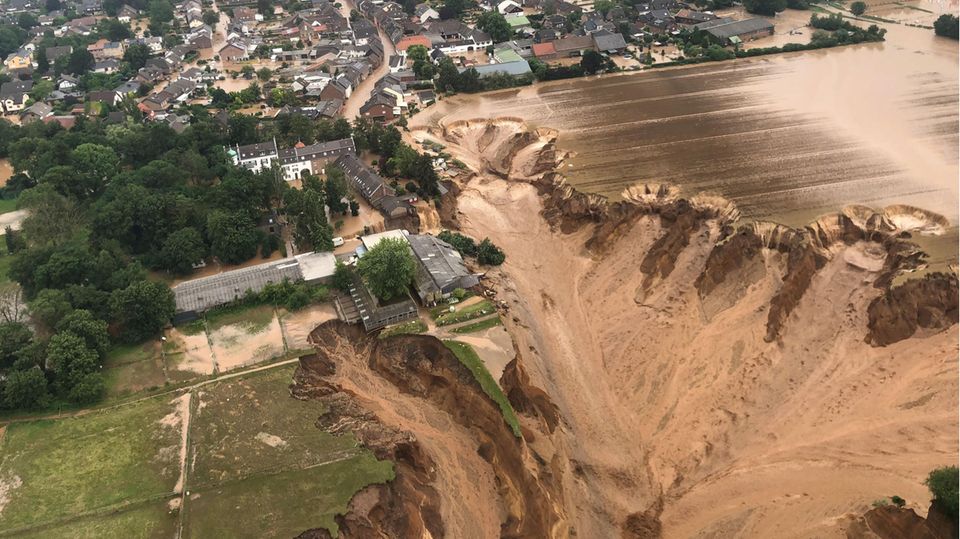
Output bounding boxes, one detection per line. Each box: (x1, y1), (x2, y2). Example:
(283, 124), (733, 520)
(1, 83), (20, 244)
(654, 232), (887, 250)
(293, 322), (564, 538)
(845, 503), (958, 539)
(391, 118), (958, 538)
(288, 116), (957, 538)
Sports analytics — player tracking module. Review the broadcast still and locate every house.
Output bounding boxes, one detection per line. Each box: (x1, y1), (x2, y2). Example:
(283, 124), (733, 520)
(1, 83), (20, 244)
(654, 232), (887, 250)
(414, 3), (440, 22)
(20, 102), (52, 123)
(218, 42), (249, 61)
(396, 34), (432, 54)
(93, 58), (121, 73)
(117, 4), (139, 22)
(506, 14), (532, 32)
(275, 138), (357, 181)
(497, 0), (524, 14)
(58, 74), (80, 92)
(591, 29), (627, 53)
(87, 90), (121, 106)
(360, 93), (398, 123)
(388, 54), (405, 72)
(4, 49), (32, 71)
(674, 9), (717, 26)
(552, 35), (594, 56)
(0, 81), (32, 114)
(45, 45), (73, 62)
(230, 138), (356, 181)
(638, 9), (676, 32)
(407, 234), (481, 304)
(531, 41), (558, 60)
(694, 17), (774, 44)
(335, 153), (407, 213)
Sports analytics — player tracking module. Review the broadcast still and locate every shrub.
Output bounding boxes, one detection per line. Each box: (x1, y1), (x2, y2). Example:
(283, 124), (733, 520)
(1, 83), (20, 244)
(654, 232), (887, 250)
(477, 238), (506, 266)
(925, 466), (959, 522)
(850, 1), (866, 15)
(890, 495), (906, 508)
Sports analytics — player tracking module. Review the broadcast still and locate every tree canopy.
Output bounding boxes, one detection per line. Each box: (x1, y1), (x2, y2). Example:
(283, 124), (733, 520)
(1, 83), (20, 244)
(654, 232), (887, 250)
(357, 238), (416, 301)
(476, 11), (512, 42)
(743, 0), (786, 16)
(926, 466), (958, 523)
(934, 14), (959, 39)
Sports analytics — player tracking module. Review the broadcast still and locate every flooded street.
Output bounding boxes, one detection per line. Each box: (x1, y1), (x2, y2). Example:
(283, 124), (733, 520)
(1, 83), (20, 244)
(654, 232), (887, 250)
(412, 24), (958, 269)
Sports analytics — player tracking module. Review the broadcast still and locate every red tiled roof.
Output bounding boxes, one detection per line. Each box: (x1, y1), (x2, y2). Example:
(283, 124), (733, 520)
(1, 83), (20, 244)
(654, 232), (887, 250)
(531, 42), (556, 57)
(396, 35), (431, 52)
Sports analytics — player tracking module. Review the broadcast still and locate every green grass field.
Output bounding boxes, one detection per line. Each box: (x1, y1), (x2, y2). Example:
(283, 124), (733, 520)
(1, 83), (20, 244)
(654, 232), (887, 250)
(0, 198), (17, 215)
(379, 319), (428, 339)
(204, 304), (275, 333)
(183, 366), (393, 537)
(443, 340), (521, 437)
(434, 299), (496, 326)
(14, 500), (178, 539)
(0, 396), (183, 534)
(450, 316), (502, 334)
(2, 366), (396, 538)
(183, 455), (393, 539)
(189, 367), (363, 487)
(102, 342), (167, 398)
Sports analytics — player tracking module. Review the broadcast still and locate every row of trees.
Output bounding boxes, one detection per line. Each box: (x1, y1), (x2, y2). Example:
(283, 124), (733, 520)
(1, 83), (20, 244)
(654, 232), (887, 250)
(437, 230), (506, 265)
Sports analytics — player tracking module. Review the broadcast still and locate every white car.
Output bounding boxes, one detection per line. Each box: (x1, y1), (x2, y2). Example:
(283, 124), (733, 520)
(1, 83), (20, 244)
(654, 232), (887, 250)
(332, 237), (344, 247)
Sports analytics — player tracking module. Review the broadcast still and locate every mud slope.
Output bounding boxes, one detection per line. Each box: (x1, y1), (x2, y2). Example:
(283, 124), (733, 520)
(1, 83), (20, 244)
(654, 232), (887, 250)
(405, 118), (958, 538)
(293, 322), (564, 539)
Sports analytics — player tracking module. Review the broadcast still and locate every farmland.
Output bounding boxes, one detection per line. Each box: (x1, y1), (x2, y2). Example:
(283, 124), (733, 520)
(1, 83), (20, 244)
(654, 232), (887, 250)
(0, 365), (393, 537)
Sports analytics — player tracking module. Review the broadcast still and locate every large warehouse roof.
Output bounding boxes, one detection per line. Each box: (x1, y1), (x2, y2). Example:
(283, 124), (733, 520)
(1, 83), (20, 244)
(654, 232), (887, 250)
(172, 252), (336, 314)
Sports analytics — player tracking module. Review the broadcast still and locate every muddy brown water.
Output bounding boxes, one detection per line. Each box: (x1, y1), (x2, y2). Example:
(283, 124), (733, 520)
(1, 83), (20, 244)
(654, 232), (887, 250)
(413, 24), (958, 272)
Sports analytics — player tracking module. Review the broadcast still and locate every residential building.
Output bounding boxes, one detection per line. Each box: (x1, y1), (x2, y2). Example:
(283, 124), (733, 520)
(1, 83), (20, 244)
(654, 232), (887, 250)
(0, 80), (32, 114)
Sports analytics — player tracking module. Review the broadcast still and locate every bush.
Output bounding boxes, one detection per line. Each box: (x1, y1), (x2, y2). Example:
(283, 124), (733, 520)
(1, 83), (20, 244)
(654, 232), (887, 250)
(477, 238), (506, 266)
(925, 466), (959, 522)
(850, 1), (866, 15)
(890, 495), (906, 508)
(934, 14), (959, 39)
(438, 230), (478, 257)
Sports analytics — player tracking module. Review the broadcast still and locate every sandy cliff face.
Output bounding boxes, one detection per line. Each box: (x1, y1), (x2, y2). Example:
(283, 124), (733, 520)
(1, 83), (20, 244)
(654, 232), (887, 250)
(300, 117), (958, 538)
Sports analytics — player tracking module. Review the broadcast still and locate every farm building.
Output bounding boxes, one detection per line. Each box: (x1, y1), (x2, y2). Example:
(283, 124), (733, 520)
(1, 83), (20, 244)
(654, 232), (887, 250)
(171, 252), (336, 322)
(694, 17), (775, 44)
(407, 234), (480, 304)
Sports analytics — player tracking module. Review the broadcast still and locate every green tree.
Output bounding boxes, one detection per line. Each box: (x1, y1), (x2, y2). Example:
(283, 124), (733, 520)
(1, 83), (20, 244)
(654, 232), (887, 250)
(325, 165), (349, 214)
(29, 288), (73, 329)
(477, 238), (506, 265)
(332, 259), (352, 292)
(580, 50), (606, 74)
(46, 331), (98, 393)
(160, 227), (206, 275)
(476, 11), (512, 42)
(743, 0), (786, 15)
(0, 321), (32, 369)
(207, 210), (259, 264)
(72, 143), (120, 197)
(65, 48), (95, 75)
(934, 14), (959, 39)
(67, 372), (104, 404)
(594, 0), (613, 17)
(123, 43), (151, 70)
(257, 67), (273, 81)
(17, 13), (38, 30)
(57, 309), (109, 357)
(110, 280), (174, 342)
(357, 237), (415, 301)
(35, 46), (49, 74)
(925, 466), (958, 522)
(28, 79), (54, 102)
(3, 368), (49, 409)
(850, 1), (866, 15)
(203, 10), (220, 25)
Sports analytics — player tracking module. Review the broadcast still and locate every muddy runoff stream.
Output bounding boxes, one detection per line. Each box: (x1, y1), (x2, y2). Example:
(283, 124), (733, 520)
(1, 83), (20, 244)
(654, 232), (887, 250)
(413, 24), (959, 276)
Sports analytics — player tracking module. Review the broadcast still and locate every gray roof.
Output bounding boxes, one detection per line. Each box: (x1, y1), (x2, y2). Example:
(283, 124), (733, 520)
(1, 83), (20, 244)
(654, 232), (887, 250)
(592, 30), (627, 52)
(237, 139), (279, 160)
(172, 252), (335, 313)
(407, 234), (479, 299)
(277, 137), (355, 165)
(462, 60), (532, 77)
(335, 153), (395, 206)
(694, 17), (774, 39)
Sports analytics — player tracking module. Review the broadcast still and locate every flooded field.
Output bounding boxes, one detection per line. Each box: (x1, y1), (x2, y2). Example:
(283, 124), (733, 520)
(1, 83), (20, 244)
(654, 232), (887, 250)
(412, 24), (958, 270)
